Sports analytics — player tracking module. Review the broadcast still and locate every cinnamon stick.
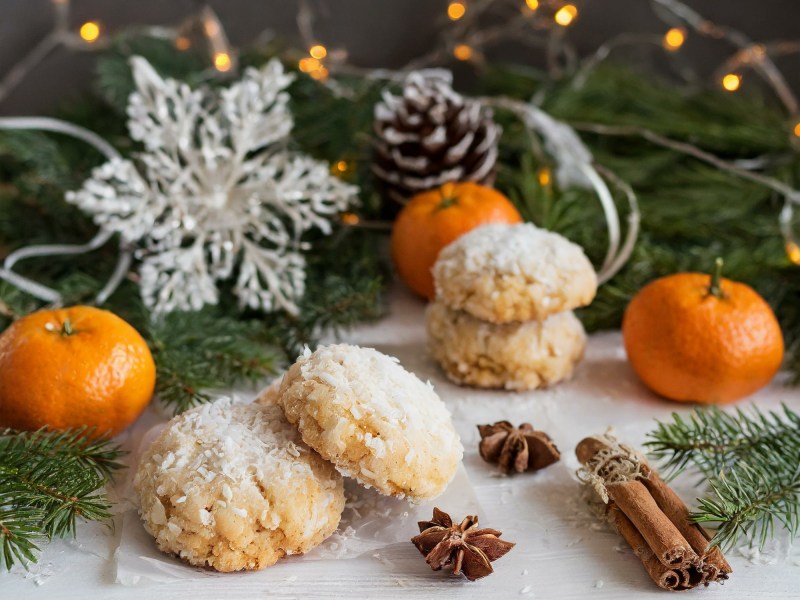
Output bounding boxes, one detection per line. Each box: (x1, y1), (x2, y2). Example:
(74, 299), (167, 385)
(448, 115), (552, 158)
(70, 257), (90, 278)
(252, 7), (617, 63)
(576, 434), (731, 590)
(607, 478), (698, 568)
(608, 503), (704, 591)
(641, 467), (732, 581)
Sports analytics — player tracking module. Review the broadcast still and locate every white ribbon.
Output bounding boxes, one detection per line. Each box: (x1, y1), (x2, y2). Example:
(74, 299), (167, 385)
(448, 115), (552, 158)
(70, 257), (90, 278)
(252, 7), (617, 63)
(0, 116), (131, 306)
(481, 98), (640, 284)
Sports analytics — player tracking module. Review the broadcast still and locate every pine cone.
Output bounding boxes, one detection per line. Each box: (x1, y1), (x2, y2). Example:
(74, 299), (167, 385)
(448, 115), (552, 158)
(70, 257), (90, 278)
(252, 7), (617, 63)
(373, 71), (500, 215)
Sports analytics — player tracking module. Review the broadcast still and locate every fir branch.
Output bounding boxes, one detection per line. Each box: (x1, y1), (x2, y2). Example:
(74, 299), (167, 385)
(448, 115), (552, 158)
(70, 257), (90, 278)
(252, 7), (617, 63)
(0, 428), (124, 570)
(694, 451), (800, 550)
(0, 427), (125, 480)
(0, 503), (44, 570)
(646, 405), (800, 549)
(646, 405), (800, 478)
(148, 310), (280, 414)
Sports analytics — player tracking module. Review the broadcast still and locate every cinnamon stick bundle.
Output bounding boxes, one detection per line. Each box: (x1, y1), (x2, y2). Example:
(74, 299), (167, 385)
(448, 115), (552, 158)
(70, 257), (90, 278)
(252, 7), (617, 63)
(576, 435), (731, 591)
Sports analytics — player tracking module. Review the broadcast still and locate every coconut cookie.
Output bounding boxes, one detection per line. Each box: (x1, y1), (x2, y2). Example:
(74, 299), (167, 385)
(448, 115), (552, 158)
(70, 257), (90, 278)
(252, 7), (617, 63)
(279, 344), (463, 502)
(255, 376), (284, 406)
(134, 399), (344, 572)
(432, 223), (597, 323)
(426, 301), (586, 390)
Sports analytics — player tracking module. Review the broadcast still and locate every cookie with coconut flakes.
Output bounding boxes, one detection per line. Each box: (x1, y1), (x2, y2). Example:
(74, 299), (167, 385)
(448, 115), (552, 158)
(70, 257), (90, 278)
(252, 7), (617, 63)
(134, 399), (344, 572)
(255, 376), (284, 406)
(426, 300), (586, 390)
(278, 344), (463, 502)
(432, 223), (597, 323)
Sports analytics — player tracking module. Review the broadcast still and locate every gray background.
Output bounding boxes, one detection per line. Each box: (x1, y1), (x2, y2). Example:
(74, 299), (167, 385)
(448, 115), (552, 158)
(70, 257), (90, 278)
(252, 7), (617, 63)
(1, 0), (800, 115)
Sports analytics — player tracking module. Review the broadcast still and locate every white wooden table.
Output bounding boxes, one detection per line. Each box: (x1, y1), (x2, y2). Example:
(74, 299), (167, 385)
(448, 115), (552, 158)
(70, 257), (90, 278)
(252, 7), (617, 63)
(4, 286), (800, 599)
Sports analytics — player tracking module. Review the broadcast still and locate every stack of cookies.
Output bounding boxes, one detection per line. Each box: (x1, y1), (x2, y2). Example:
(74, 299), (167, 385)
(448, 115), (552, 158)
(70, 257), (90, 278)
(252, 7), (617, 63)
(427, 223), (597, 390)
(134, 344), (463, 572)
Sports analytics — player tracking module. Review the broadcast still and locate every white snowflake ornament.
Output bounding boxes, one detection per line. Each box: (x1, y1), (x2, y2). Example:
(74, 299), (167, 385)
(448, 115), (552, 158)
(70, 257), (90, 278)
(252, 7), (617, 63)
(66, 56), (357, 315)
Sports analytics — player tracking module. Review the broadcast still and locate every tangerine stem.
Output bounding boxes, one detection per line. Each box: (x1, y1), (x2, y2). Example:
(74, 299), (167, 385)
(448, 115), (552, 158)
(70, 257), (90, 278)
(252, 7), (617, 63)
(61, 318), (74, 336)
(709, 257), (725, 298)
(435, 185), (458, 211)
(437, 196), (458, 210)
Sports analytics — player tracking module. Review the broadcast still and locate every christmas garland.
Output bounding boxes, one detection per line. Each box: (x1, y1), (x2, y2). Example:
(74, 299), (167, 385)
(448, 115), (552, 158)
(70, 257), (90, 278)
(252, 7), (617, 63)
(5, 38), (798, 380)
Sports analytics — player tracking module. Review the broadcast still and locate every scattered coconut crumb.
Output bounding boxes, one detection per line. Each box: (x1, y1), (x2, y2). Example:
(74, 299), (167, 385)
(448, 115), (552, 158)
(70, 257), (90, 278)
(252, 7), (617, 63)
(737, 545), (778, 565)
(565, 537), (583, 548)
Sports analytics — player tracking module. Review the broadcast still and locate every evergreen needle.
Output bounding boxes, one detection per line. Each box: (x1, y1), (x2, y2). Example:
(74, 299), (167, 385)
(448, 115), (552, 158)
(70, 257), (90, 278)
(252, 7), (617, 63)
(0, 428), (125, 570)
(646, 404), (800, 549)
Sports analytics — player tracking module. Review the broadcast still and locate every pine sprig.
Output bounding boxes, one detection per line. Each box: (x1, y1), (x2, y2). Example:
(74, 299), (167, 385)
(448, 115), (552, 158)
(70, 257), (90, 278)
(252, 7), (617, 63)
(646, 405), (800, 549)
(646, 405), (800, 478)
(694, 456), (800, 550)
(147, 310), (281, 414)
(0, 428), (125, 570)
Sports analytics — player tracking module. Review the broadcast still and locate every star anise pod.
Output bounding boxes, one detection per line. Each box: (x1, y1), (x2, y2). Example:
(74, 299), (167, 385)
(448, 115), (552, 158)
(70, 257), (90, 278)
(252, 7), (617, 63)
(411, 507), (515, 581)
(477, 421), (560, 474)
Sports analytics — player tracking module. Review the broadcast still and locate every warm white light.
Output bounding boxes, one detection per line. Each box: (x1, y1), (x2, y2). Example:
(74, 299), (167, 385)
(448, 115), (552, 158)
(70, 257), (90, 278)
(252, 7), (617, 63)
(448, 2), (466, 21)
(299, 57), (320, 73)
(722, 73), (741, 92)
(525, 0), (539, 10)
(214, 52), (232, 72)
(309, 66), (329, 80)
(554, 5), (577, 26)
(538, 167), (551, 186)
(453, 44), (473, 61)
(79, 21), (101, 43)
(787, 241), (800, 265)
(341, 212), (360, 225)
(663, 28), (685, 51)
(309, 44), (327, 60)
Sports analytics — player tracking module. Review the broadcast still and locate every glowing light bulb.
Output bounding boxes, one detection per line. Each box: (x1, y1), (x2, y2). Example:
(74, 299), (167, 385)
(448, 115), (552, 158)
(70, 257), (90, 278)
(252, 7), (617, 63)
(299, 58), (320, 73)
(309, 44), (327, 60)
(310, 66), (329, 80)
(525, 0), (539, 10)
(79, 21), (101, 43)
(793, 122), (800, 138)
(336, 161), (348, 173)
(341, 213), (360, 225)
(554, 5), (577, 26)
(175, 36), (190, 51)
(453, 44), (473, 61)
(537, 167), (552, 186)
(214, 52), (232, 72)
(787, 241), (800, 265)
(448, 2), (466, 21)
(663, 28), (685, 51)
(722, 73), (741, 92)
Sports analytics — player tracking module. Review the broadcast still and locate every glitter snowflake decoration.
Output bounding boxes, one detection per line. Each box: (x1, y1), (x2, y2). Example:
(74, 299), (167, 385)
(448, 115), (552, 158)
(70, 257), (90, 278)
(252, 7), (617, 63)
(67, 56), (357, 315)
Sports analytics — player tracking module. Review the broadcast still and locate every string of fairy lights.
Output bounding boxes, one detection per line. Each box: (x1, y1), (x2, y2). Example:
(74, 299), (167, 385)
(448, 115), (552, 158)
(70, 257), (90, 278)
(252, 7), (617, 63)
(1, 0), (794, 102)
(1, 0), (800, 266)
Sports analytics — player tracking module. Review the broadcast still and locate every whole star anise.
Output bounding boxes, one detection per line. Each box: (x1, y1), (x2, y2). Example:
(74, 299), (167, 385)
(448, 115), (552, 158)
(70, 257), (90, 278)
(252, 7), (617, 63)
(411, 507), (515, 581)
(478, 421), (560, 474)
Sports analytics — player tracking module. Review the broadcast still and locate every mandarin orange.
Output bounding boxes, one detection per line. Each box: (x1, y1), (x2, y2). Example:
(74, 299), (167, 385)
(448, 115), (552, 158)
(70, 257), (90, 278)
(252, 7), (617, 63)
(391, 182), (523, 299)
(622, 260), (784, 404)
(0, 306), (155, 437)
